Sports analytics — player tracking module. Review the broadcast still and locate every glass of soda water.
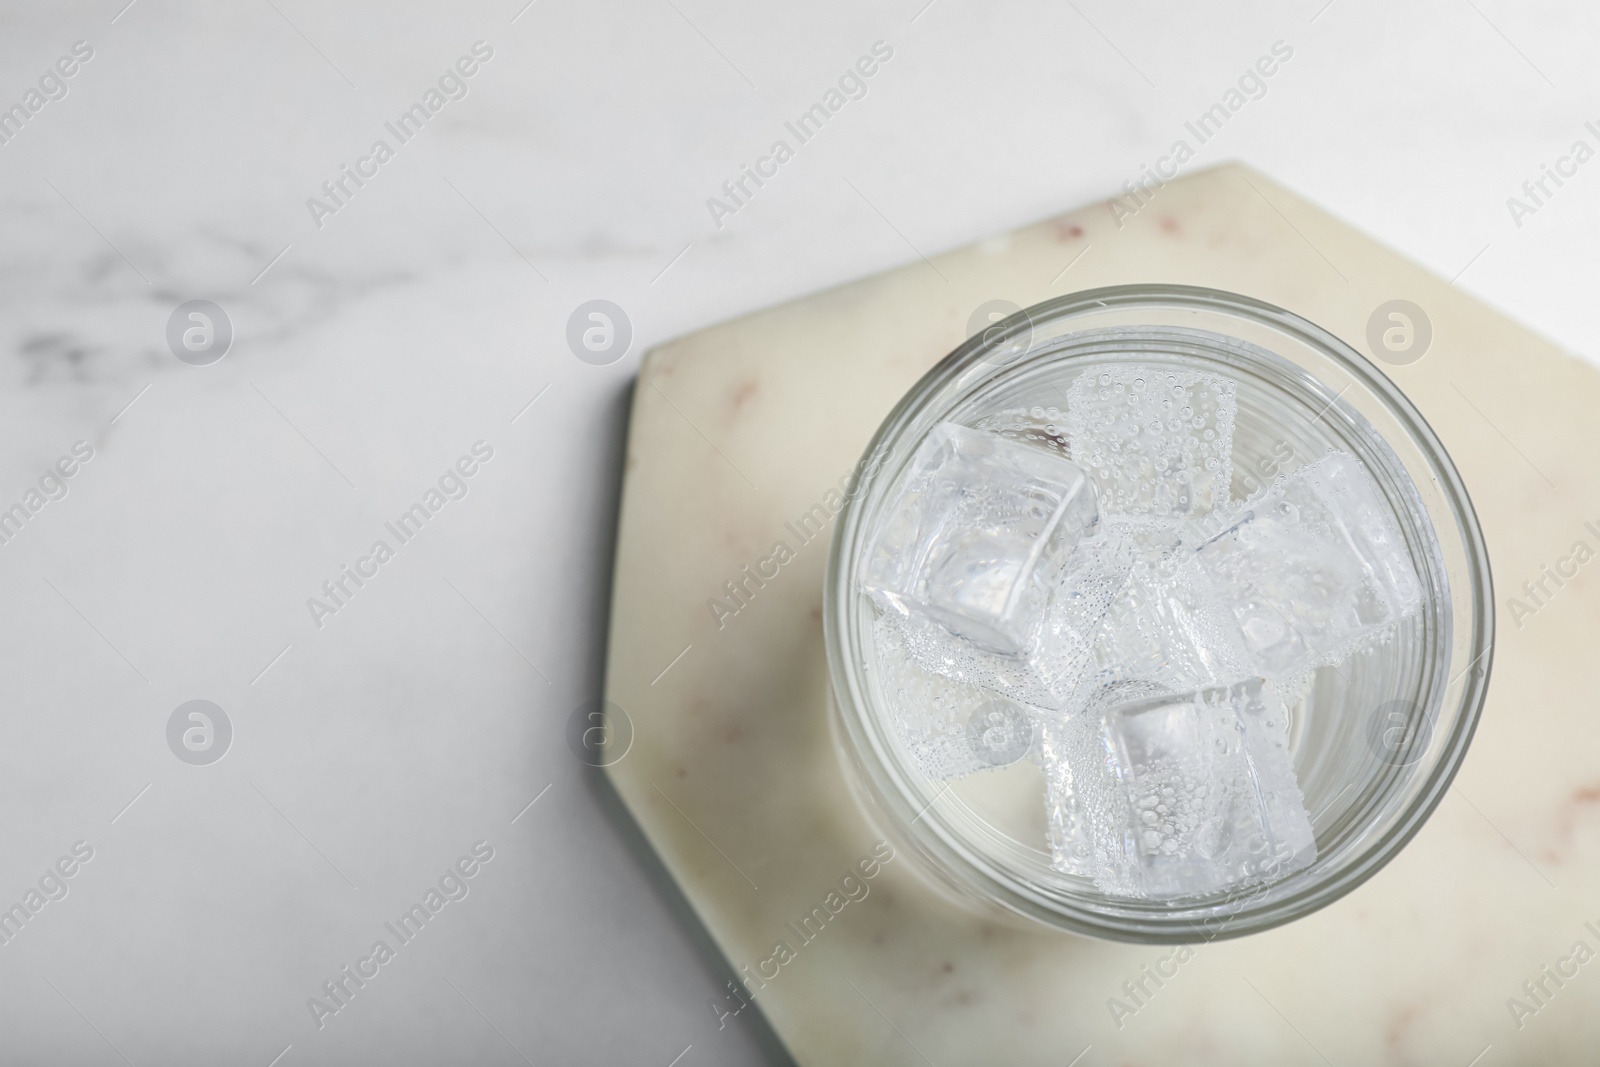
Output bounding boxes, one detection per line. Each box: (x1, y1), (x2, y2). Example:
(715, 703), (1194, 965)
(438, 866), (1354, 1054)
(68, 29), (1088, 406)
(824, 284), (1493, 943)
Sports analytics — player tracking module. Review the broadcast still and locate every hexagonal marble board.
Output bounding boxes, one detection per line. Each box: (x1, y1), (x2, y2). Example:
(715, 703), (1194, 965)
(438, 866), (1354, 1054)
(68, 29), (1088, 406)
(603, 164), (1600, 1065)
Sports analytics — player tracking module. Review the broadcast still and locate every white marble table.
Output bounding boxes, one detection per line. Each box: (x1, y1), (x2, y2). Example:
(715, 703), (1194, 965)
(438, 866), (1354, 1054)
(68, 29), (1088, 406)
(1, 2), (1597, 1065)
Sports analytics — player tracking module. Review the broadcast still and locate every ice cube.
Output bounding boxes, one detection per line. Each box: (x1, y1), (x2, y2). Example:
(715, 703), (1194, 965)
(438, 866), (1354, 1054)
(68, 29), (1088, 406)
(863, 422), (1099, 655)
(1189, 452), (1422, 677)
(1058, 678), (1316, 898)
(1040, 718), (1098, 877)
(1111, 514), (1189, 562)
(883, 523), (1135, 712)
(1067, 364), (1237, 518)
(1041, 680), (1166, 878)
(872, 615), (1039, 780)
(1086, 554), (1253, 695)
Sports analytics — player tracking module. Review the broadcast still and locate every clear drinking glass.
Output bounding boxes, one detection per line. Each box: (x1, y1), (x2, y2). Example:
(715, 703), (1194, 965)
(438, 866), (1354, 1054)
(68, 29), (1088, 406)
(824, 285), (1494, 943)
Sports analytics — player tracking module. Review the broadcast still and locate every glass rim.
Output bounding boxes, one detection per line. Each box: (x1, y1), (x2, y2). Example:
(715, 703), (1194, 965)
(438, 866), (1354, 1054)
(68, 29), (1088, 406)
(823, 283), (1496, 943)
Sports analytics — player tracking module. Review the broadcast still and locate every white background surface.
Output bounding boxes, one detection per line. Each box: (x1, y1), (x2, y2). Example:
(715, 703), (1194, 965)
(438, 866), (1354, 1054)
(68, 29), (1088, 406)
(0, 1), (1593, 1064)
